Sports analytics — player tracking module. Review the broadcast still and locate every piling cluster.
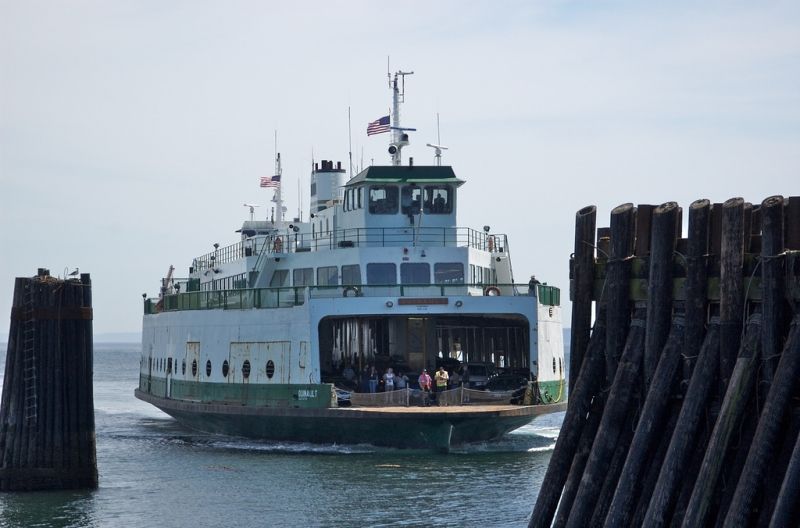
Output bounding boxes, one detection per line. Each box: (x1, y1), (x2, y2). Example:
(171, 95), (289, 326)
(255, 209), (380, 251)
(0, 269), (97, 491)
(530, 196), (800, 527)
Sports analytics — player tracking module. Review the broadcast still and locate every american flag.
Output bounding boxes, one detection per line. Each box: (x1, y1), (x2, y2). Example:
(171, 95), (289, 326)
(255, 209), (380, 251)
(367, 115), (390, 136)
(260, 175), (281, 188)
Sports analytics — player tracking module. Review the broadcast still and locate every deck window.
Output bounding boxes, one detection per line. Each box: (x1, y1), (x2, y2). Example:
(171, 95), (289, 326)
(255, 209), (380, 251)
(293, 268), (314, 287)
(366, 263), (397, 285)
(424, 185), (453, 214)
(317, 266), (339, 286)
(270, 269), (289, 287)
(341, 264), (362, 285)
(401, 263), (430, 284)
(401, 185), (423, 216)
(368, 185), (398, 214)
(434, 262), (464, 284)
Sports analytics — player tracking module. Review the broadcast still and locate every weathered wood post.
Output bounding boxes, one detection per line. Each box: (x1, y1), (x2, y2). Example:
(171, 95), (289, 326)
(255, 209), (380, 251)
(769, 418), (800, 527)
(681, 312), (762, 527)
(569, 206), (597, 394)
(643, 202), (679, 390)
(718, 198), (745, 399)
(724, 313), (800, 526)
(0, 271), (97, 491)
(603, 203), (636, 385)
(602, 202), (681, 526)
(553, 204), (637, 528)
(528, 302), (608, 527)
(760, 195), (786, 383)
(683, 199), (711, 377)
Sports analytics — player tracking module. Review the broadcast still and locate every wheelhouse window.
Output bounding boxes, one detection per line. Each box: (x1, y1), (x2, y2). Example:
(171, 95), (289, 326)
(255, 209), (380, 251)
(424, 185), (453, 214)
(270, 269), (289, 287)
(366, 263), (397, 285)
(293, 268), (314, 287)
(368, 185), (398, 214)
(434, 262), (464, 284)
(341, 264), (362, 285)
(401, 263), (430, 285)
(401, 185), (422, 216)
(317, 266), (339, 286)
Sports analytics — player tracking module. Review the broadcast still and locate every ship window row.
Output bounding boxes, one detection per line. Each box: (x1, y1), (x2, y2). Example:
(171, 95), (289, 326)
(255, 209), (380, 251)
(469, 264), (497, 286)
(201, 272), (248, 292)
(366, 184), (452, 215)
(269, 262), (466, 287)
(343, 187), (363, 212)
(148, 356), (258, 380)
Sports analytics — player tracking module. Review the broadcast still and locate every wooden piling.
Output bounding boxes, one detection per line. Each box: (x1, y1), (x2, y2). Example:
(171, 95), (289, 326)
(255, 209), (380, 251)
(760, 195), (785, 383)
(682, 312), (762, 527)
(769, 420), (800, 527)
(643, 202), (679, 390)
(564, 311), (647, 528)
(0, 272), (97, 491)
(570, 205), (597, 394)
(528, 303), (609, 527)
(604, 203), (636, 386)
(718, 198), (745, 400)
(605, 315), (685, 527)
(683, 199), (711, 375)
(724, 313), (800, 526)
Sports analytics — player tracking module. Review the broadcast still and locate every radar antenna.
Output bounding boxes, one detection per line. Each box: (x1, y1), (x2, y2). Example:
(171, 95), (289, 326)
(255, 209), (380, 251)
(425, 143), (449, 166)
(425, 113), (448, 165)
(243, 203), (262, 221)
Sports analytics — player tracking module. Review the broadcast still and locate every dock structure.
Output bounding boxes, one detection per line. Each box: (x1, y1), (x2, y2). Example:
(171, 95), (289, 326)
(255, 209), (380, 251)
(0, 269), (97, 491)
(530, 196), (800, 527)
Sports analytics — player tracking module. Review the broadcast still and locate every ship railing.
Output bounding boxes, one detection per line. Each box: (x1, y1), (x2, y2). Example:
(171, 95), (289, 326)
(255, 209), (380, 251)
(145, 287), (307, 314)
(144, 282), (540, 314)
(308, 283), (526, 299)
(192, 228), (510, 269)
(347, 386), (524, 407)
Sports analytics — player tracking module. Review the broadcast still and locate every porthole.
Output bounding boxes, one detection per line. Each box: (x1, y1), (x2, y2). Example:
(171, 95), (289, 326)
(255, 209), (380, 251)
(242, 360), (251, 379)
(182, 359), (186, 375)
(206, 360), (212, 377)
(192, 359), (198, 377)
(222, 360), (230, 377)
(266, 360), (275, 379)
(167, 358), (172, 374)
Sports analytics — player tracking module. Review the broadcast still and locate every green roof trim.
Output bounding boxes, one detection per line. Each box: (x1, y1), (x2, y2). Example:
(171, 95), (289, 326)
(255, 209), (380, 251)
(347, 165), (464, 186)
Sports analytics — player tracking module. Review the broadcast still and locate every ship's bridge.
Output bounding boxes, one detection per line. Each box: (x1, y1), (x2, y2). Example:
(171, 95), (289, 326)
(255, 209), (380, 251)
(334, 164), (465, 233)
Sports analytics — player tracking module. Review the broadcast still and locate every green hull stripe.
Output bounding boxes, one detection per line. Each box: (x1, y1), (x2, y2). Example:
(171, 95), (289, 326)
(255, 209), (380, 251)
(139, 375), (334, 409)
(538, 379), (566, 404)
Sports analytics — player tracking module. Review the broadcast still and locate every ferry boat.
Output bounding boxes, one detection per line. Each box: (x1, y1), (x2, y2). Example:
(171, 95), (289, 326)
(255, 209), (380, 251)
(135, 71), (566, 451)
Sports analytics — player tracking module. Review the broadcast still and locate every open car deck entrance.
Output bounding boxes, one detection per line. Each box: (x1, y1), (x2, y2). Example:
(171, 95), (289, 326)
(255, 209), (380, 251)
(319, 314), (530, 390)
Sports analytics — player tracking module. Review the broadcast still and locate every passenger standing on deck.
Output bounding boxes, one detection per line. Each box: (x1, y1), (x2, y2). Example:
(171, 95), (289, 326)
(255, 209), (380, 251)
(435, 367), (449, 406)
(418, 369), (432, 406)
(383, 368), (395, 392)
(395, 371), (408, 390)
(368, 365), (379, 393)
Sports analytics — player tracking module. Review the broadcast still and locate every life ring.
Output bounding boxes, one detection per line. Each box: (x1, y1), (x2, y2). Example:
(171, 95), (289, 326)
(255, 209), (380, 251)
(273, 237), (283, 252)
(488, 235), (495, 252)
(484, 286), (501, 296)
(343, 286), (360, 298)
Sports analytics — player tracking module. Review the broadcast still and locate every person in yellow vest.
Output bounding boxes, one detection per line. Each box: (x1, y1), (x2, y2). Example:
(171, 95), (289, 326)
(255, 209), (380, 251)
(435, 366), (449, 406)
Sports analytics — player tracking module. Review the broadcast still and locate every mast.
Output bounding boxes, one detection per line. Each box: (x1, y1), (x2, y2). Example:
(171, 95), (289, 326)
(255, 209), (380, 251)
(389, 70), (415, 166)
(272, 151), (284, 225)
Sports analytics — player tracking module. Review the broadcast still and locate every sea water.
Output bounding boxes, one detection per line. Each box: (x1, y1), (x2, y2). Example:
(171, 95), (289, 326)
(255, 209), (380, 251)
(0, 343), (564, 528)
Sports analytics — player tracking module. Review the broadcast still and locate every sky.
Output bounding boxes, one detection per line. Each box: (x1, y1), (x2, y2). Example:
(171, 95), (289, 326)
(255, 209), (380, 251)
(1, 1), (798, 338)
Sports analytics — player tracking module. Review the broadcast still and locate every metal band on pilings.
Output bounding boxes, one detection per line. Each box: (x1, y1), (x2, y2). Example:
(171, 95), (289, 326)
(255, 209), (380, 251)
(532, 195), (800, 528)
